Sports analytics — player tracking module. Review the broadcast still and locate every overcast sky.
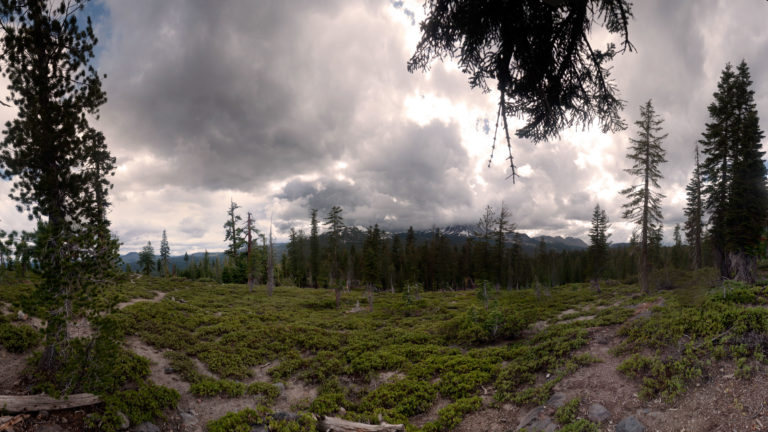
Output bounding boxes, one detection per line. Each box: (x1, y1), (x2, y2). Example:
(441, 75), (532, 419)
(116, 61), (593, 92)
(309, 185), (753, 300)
(1, 0), (768, 254)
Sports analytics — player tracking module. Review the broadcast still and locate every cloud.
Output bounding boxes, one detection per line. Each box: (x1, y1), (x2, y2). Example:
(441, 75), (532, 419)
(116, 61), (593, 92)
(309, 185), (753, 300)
(2, 0), (758, 252)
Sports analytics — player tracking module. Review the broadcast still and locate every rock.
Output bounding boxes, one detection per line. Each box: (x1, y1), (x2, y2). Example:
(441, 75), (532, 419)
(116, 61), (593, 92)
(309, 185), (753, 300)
(546, 392), (567, 408)
(516, 406), (556, 432)
(275, 382), (286, 393)
(0, 416), (11, 424)
(250, 426), (267, 432)
(273, 412), (299, 422)
(133, 422), (161, 432)
(616, 415), (646, 432)
(164, 366), (175, 374)
(338, 406), (347, 415)
(117, 410), (130, 430)
(37, 410), (50, 420)
(180, 412), (198, 426)
(587, 403), (610, 423)
(16, 310), (28, 321)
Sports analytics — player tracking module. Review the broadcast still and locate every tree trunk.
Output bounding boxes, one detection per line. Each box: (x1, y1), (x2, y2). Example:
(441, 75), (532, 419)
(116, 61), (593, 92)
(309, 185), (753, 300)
(729, 250), (756, 284)
(0, 393), (100, 413)
(317, 416), (404, 432)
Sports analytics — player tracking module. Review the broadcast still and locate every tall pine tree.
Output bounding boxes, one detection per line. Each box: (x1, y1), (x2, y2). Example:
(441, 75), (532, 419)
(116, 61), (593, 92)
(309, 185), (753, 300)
(309, 209), (320, 287)
(588, 204), (611, 291)
(621, 99), (667, 293)
(701, 61), (767, 282)
(224, 199), (244, 258)
(0, 0), (119, 371)
(160, 230), (170, 276)
(684, 146), (704, 270)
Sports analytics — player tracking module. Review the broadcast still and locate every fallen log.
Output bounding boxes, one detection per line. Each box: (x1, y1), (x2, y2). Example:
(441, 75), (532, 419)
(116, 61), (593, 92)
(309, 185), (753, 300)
(0, 393), (101, 413)
(0, 414), (30, 431)
(317, 416), (404, 432)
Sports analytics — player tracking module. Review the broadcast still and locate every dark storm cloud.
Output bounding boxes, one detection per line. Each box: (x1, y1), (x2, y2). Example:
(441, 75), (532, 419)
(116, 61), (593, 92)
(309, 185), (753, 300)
(82, 0), (768, 251)
(99, 0), (413, 191)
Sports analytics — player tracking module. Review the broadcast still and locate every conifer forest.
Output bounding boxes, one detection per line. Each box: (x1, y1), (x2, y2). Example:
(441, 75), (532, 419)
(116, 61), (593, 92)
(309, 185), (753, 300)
(2, 1), (768, 431)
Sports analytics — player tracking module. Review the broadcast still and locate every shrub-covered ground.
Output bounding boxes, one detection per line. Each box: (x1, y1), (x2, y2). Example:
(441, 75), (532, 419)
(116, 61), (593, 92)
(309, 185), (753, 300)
(6, 269), (768, 431)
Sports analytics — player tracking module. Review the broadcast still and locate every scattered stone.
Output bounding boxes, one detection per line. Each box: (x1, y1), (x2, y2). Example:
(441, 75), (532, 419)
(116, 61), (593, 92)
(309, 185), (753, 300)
(546, 392), (567, 408)
(587, 403), (610, 423)
(647, 411), (664, 420)
(275, 382), (286, 393)
(164, 366), (175, 374)
(516, 406), (556, 432)
(133, 422), (161, 432)
(37, 410), (50, 420)
(180, 412), (198, 426)
(273, 412), (299, 422)
(250, 425), (267, 432)
(616, 415), (646, 432)
(117, 410), (130, 430)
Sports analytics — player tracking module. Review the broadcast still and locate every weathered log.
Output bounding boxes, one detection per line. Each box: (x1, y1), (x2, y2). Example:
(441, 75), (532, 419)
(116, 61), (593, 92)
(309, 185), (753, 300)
(318, 416), (404, 432)
(0, 393), (101, 413)
(0, 414), (30, 431)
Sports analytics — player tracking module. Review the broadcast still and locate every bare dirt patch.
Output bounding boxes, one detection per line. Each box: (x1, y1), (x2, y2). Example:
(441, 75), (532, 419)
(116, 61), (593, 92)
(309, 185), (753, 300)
(0, 347), (30, 393)
(454, 403), (523, 432)
(273, 380), (318, 412)
(66, 316), (94, 339)
(125, 336), (190, 395)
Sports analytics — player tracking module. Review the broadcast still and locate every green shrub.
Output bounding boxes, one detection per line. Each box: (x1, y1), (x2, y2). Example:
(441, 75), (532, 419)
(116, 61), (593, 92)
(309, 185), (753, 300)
(0, 320), (40, 352)
(554, 398), (580, 424)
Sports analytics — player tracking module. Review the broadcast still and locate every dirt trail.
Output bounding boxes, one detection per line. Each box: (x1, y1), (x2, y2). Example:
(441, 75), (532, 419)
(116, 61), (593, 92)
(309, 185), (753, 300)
(116, 290), (166, 310)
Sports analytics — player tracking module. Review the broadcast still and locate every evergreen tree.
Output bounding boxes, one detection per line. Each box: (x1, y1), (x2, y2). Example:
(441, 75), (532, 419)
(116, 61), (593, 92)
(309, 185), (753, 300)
(245, 212), (261, 291)
(473, 205), (495, 281)
(588, 204), (611, 290)
(684, 146), (705, 270)
(621, 99), (667, 293)
(266, 217), (275, 296)
(0, 0), (119, 371)
(493, 202), (515, 284)
(223, 199), (244, 258)
(309, 209), (320, 287)
(324, 206), (345, 289)
(159, 230), (170, 276)
(700, 61), (767, 282)
(407, 0), (633, 176)
(362, 225), (382, 289)
(138, 241), (155, 275)
(405, 226), (417, 282)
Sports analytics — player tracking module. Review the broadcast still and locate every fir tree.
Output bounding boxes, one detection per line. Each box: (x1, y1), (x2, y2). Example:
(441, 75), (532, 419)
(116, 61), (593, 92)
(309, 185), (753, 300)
(621, 99), (667, 293)
(309, 209), (320, 287)
(588, 204), (611, 291)
(223, 199), (244, 258)
(324, 206), (344, 305)
(138, 241), (155, 275)
(0, 0), (119, 371)
(700, 61), (767, 282)
(493, 202), (515, 284)
(160, 230), (170, 276)
(684, 146), (705, 269)
(408, 0), (633, 178)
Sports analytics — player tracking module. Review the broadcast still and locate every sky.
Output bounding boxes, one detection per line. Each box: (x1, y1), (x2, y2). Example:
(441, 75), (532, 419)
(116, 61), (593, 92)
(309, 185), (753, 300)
(1, 0), (768, 254)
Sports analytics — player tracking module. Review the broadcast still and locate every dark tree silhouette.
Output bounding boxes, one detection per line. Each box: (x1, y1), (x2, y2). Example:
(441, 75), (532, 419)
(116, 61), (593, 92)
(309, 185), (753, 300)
(0, 0), (119, 372)
(408, 0), (633, 179)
